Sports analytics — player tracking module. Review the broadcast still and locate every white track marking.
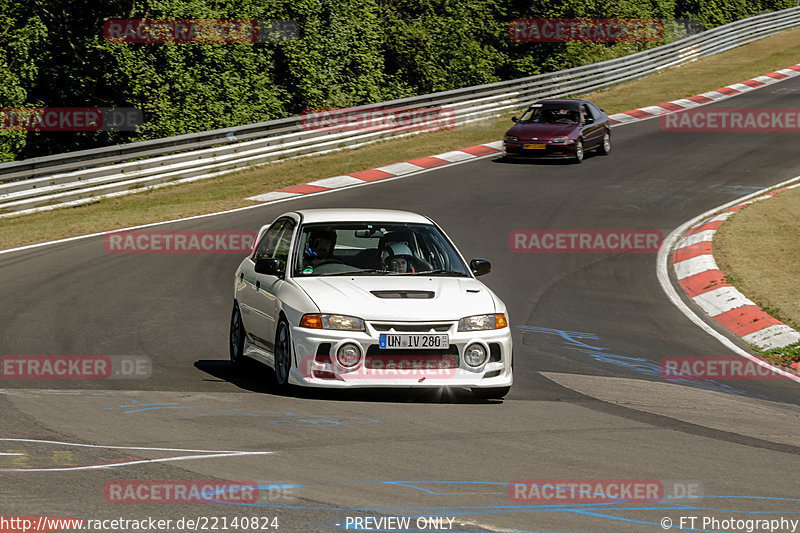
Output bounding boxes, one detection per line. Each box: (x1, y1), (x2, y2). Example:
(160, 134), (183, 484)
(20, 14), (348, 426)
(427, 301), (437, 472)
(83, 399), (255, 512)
(674, 254), (718, 280)
(693, 286), (755, 317)
(0, 437), (273, 472)
(306, 175), (365, 188)
(373, 162), (425, 175)
(675, 230), (716, 249)
(638, 105), (667, 115)
(705, 212), (736, 224)
(656, 176), (800, 384)
(430, 150), (477, 162)
(245, 191), (299, 202)
(742, 325), (800, 350)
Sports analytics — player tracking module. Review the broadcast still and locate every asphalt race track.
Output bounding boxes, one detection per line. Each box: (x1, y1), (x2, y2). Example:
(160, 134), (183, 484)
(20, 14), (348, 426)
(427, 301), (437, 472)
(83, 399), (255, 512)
(1, 76), (799, 533)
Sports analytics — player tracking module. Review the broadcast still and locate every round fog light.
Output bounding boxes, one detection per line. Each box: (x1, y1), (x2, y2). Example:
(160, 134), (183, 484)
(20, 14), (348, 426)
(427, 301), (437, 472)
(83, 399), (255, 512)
(335, 343), (362, 368)
(464, 343), (488, 367)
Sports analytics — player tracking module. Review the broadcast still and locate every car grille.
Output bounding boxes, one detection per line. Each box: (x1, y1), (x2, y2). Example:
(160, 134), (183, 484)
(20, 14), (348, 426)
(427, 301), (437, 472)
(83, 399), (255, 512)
(369, 323), (451, 332)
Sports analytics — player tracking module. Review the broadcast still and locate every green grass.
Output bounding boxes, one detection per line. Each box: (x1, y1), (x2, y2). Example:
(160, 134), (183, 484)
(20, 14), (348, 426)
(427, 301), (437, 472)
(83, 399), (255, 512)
(714, 185), (800, 366)
(754, 343), (800, 367)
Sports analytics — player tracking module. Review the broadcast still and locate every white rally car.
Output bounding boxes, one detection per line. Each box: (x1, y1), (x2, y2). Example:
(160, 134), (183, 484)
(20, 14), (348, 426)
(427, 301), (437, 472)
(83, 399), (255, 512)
(229, 208), (512, 399)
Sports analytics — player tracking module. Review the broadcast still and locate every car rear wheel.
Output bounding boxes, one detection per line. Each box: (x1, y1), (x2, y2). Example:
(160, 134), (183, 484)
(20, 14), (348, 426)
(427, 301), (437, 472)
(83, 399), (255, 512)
(471, 386), (511, 400)
(273, 318), (292, 386)
(229, 303), (246, 370)
(574, 140), (584, 163)
(598, 131), (611, 155)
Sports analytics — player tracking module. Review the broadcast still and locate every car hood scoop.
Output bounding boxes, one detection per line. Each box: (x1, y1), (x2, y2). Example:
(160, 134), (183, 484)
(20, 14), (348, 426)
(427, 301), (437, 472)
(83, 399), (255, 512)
(370, 290), (434, 299)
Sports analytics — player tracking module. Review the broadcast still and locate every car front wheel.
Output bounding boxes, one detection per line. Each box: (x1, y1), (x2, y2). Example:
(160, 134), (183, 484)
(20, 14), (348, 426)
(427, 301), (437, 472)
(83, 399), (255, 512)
(230, 303), (246, 370)
(273, 318), (292, 386)
(574, 140), (584, 163)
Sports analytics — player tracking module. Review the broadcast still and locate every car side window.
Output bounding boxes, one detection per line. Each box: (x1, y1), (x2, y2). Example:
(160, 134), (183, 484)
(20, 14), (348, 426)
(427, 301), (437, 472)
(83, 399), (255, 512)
(272, 219), (296, 271)
(253, 219), (289, 261)
(588, 102), (603, 118)
(581, 104), (593, 122)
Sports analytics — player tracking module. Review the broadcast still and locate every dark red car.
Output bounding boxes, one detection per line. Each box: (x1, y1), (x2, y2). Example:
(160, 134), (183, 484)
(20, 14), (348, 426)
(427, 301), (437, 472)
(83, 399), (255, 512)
(503, 99), (611, 163)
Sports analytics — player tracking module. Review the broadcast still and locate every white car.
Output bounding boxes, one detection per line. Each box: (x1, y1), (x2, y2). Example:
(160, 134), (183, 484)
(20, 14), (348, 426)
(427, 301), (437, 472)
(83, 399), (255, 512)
(229, 208), (513, 399)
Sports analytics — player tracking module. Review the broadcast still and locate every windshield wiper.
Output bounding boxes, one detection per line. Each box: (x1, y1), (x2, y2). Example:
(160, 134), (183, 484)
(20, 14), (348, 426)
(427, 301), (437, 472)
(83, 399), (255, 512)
(408, 269), (467, 276)
(315, 269), (392, 276)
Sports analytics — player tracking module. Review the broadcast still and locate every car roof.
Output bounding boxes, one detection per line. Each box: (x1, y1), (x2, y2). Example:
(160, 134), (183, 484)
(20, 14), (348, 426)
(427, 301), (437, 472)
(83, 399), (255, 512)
(532, 99), (586, 105)
(293, 208), (432, 224)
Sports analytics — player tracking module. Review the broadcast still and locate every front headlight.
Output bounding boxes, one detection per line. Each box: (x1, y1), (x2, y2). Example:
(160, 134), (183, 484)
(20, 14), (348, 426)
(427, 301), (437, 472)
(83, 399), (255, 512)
(551, 137), (569, 143)
(457, 313), (509, 331)
(504, 135), (519, 142)
(300, 314), (366, 331)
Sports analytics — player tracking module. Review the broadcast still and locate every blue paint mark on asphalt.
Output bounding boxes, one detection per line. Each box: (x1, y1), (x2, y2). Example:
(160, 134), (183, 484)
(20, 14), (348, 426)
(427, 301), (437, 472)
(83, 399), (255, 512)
(119, 403), (194, 414)
(82, 397), (380, 425)
(207, 480), (800, 533)
(515, 325), (791, 402)
(379, 480), (505, 496)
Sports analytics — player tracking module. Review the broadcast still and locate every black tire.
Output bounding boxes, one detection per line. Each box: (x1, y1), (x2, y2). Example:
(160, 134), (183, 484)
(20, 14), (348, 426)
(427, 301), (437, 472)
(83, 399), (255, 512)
(273, 318), (292, 386)
(573, 139), (584, 163)
(597, 130), (611, 155)
(229, 303), (246, 370)
(471, 386), (511, 400)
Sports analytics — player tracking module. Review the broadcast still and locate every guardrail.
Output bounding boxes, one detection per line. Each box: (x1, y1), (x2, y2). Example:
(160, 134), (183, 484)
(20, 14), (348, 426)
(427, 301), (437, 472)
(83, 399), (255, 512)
(2, 7), (799, 217)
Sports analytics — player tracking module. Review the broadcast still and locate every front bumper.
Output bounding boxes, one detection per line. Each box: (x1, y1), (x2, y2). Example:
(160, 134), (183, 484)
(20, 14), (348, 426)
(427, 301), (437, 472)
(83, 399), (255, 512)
(288, 320), (513, 389)
(504, 141), (577, 159)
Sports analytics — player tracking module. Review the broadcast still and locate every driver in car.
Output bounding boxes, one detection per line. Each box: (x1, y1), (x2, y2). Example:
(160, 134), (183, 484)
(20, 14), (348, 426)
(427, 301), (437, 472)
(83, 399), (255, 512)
(303, 228), (337, 267)
(384, 242), (416, 273)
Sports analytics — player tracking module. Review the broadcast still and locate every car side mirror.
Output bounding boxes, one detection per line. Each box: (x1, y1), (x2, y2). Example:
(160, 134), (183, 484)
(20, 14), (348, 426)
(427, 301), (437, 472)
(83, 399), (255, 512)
(470, 258), (491, 277)
(254, 257), (284, 276)
(511, 116), (519, 123)
(585, 117), (594, 124)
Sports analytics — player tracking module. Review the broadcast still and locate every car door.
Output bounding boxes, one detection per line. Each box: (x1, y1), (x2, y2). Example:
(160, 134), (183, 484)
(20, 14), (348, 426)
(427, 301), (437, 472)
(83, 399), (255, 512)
(237, 223), (270, 338)
(239, 218), (295, 350)
(581, 103), (604, 148)
(249, 217), (297, 352)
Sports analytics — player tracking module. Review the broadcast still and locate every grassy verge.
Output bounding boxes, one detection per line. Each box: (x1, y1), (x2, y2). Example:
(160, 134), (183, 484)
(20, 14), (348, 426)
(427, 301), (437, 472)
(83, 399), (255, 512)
(714, 186), (800, 366)
(2, 28), (800, 250)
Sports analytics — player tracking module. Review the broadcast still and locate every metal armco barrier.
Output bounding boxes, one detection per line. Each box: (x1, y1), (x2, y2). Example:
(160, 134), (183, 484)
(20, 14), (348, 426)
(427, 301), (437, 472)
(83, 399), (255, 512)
(2, 7), (799, 217)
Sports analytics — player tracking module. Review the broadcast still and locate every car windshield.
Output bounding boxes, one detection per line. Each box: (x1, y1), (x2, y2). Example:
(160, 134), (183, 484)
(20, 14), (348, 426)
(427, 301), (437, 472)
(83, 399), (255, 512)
(518, 103), (580, 125)
(292, 222), (471, 277)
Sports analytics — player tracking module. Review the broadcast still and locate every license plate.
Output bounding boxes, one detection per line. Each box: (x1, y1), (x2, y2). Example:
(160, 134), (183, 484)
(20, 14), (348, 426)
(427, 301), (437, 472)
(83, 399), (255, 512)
(524, 143), (546, 150)
(379, 333), (449, 349)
